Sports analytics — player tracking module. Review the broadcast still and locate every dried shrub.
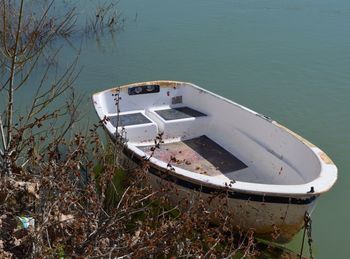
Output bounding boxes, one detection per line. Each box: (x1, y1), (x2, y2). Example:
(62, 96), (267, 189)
(0, 131), (256, 257)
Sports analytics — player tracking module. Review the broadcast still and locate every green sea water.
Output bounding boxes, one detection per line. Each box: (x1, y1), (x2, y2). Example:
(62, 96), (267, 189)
(11, 0), (350, 257)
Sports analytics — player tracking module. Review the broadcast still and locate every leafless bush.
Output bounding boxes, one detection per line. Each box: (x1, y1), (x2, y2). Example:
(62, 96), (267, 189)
(0, 126), (259, 257)
(0, 0), (79, 176)
(84, 1), (124, 37)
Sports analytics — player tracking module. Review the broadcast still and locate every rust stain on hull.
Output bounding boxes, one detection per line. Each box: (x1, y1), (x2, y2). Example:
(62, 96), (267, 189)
(254, 219), (305, 243)
(318, 151), (334, 165)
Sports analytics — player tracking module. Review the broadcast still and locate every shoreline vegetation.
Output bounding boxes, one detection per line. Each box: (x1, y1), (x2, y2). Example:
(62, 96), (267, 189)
(0, 1), (306, 257)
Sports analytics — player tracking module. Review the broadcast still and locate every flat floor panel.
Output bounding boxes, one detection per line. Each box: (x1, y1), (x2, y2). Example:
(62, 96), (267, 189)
(139, 135), (247, 176)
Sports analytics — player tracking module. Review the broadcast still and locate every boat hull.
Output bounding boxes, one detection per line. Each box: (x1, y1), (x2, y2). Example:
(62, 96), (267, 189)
(122, 146), (316, 243)
(94, 80), (337, 243)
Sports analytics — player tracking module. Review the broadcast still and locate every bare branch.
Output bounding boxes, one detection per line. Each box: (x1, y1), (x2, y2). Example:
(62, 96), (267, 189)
(13, 51), (41, 91)
(1, 0), (11, 58)
(6, 0), (24, 149)
(25, 51), (58, 123)
(0, 114), (6, 151)
(27, 55), (80, 119)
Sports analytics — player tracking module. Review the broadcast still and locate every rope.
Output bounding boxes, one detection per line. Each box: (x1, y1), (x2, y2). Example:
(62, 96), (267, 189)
(299, 211), (314, 259)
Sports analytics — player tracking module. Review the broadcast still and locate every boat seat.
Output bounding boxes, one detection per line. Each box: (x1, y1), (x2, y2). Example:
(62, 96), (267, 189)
(108, 112), (152, 127)
(147, 106), (209, 139)
(108, 111), (158, 143)
(155, 107), (207, 121)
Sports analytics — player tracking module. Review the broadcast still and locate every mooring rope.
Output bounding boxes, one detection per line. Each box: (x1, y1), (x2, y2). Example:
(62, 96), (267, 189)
(299, 211), (313, 259)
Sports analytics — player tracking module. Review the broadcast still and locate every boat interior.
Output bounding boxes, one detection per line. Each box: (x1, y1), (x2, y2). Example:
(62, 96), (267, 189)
(95, 82), (321, 186)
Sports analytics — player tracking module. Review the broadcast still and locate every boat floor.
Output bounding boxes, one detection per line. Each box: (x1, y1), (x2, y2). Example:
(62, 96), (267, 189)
(138, 135), (247, 176)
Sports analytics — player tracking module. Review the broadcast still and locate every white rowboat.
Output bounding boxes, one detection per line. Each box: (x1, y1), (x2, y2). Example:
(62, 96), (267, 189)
(92, 80), (337, 243)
